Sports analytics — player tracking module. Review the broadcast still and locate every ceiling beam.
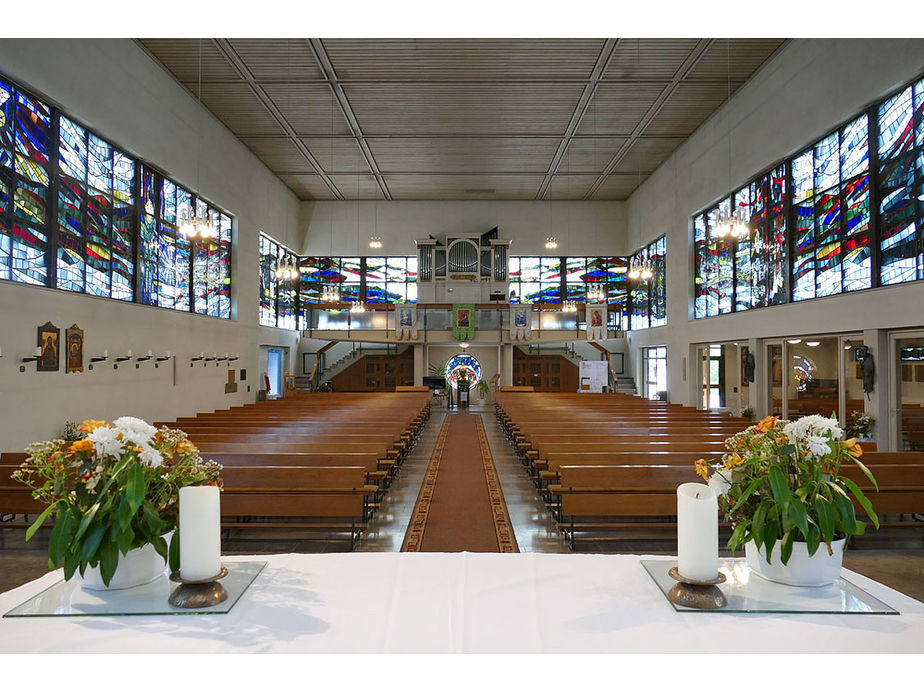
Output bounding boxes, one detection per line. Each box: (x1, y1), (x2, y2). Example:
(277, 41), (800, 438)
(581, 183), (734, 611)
(534, 39), (619, 201)
(211, 39), (344, 200)
(582, 38), (715, 200)
(307, 39), (393, 201)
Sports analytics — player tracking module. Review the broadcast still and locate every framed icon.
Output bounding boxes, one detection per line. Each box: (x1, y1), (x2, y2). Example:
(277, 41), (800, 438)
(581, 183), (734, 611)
(37, 322), (60, 372)
(65, 324), (84, 373)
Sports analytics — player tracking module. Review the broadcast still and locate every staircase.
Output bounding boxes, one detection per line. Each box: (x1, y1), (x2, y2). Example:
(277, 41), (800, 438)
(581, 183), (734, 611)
(613, 374), (637, 395)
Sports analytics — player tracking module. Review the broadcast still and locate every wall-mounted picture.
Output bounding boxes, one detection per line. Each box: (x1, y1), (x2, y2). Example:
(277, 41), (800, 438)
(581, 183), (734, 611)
(225, 368), (238, 394)
(37, 322), (60, 372)
(65, 324), (84, 373)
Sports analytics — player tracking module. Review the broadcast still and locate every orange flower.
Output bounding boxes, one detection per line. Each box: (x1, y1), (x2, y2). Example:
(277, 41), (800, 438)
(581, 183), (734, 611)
(77, 419), (107, 434)
(694, 458), (709, 480)
(756, 416), (779, 433)
(844, 438), (863, 458)
(69, 439), (95, 454)
(176, 440), (197, 455)
(724, 452), (743, 469)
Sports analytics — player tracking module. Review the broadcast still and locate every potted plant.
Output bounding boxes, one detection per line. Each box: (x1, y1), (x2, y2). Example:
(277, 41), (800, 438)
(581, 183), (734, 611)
(740, 406), (755, 421)
(694, 414), (878, 586)
(13, 417), (222, 590)
(475, 378), (491, 403)
(846, 410), (874, 441)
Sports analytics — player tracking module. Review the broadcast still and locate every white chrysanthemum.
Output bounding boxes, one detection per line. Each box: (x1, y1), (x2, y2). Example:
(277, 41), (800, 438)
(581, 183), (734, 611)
(782, 419), (807, 441)
(805, 434), (832, 459)
(137, 443), (164, 468)
(113, 416), (157, 446)
(87, 426), (125, 459)
(708, 469), (732, 498)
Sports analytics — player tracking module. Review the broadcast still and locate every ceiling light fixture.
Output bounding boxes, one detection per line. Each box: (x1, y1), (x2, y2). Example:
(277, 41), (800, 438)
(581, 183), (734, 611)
(545, 236), (558, 250)
(713, 38), (749, 243)
(274, 254), (298, 282)
(806, 341), (821, 347)
(350, 301), (365, 314)
(786, 339), (802, 344)
(459, 342), (469, 349)
(369, 235), (382, 249)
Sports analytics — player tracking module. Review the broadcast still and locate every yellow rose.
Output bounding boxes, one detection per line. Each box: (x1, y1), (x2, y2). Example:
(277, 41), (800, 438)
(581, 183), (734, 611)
(69, 439), (95, 454)
(844, 438), (863, 458)
(77, 419), (107, 434)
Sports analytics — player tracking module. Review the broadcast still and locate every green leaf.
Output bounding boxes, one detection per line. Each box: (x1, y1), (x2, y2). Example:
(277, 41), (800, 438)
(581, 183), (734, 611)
(780, 531), (794, 566)
(80, 524), (107, 563)
(762, 518), (780, 565)
(787, 497), (809, 539)
(778, 444), (796, 457)
(63, 550), (79, 581)
(805, 523), (821, 556)
(842, 478), (879, 530)
(169, 530), (180, 573)
(117, 524), (135, 555)
(751, 500), (769, 549)
(73, 501), (101, 543)
(728, 478), (763, 515)
(116, 494), (134, 531)
(126, 462), (146, 513)
(815, 496), (836, 544)
(848, 457), (879, 491)
(25, 502), (58, 542)
(151, 534), (168, 562)
(142, 502), (162, 536)
(829, 483), (857, 528)
(99, 537), (119, 586)
(728, 522), (748, 552)
(768, 465), (791, 507)
(48, 509), (76, 564)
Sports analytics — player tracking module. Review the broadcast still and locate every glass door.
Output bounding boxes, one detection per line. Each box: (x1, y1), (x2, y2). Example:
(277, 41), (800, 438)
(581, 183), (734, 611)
(701, 344), (725, 409)
(893, 333), (924, 451)
(267, 348), (283, 398)
(643, 346), (667, 400)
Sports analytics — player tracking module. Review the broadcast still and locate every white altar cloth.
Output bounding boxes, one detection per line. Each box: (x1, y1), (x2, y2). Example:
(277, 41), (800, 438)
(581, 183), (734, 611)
(1, 552), (922, 654)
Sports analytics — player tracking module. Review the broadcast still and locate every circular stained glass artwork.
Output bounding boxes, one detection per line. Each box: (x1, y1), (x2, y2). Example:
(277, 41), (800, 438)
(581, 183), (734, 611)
(792, 355), (816, 392)
(445, 353), (482, 389)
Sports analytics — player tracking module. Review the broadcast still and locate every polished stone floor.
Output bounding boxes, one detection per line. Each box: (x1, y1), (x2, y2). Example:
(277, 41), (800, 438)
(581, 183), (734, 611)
(2, 405), (923, 603)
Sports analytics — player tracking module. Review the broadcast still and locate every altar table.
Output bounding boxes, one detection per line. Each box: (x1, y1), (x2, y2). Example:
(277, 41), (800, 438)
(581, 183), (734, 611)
(1, 552), (922, 654)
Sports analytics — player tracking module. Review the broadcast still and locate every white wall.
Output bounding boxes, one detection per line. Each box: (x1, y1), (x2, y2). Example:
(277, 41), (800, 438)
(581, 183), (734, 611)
(625, 38), (924, 414)
(0, 39), (301, 450)
(301, 200), (628, 257)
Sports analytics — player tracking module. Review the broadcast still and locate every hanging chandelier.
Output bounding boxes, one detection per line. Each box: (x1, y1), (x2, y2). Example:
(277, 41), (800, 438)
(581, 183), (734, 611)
(350, 301), (366, 314)
(714, 204), (749, 240)
(544, 236), (558, 250)
(369, 236), (383, 249)
(562, 299), (578, 313)
(274, 255), (298, 281)
(178, 205), (217, 240)
(321, 285), (340, 303)
(586, 284), (605, 303)
(628, 256), (653, 280)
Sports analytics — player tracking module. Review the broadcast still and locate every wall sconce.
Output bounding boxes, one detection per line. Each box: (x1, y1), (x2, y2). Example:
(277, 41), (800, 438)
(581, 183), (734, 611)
(20, 347), (41, 372)
(135, 350), (154, 368)
(190, 352), (205, 367)
(228, 352), (240, 362)
(113, 350), (133, 370)
(204, 352), (217, 363)
(88, 350), (109, 371)
(155, 351), (173, 368)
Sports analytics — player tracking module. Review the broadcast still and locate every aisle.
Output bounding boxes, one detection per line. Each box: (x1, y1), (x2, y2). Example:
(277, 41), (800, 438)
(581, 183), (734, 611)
(401, 411), (518, 552)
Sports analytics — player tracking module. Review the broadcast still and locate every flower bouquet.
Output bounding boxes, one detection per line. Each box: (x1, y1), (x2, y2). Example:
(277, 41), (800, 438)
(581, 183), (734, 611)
(13, 417), (222, 586)
(694, 414), (878, 568)
(846, 410), (874, 440)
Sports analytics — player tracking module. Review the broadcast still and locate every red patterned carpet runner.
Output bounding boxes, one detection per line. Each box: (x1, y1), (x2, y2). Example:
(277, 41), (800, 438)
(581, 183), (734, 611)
(401, 412), (518, 553)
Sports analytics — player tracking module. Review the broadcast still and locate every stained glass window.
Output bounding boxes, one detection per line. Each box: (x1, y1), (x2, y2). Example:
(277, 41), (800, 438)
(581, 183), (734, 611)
(1, 80), (49, 287)
(648, 237), (667, 328)
(444, 352), (482, 389)
(879, 79), (923, 285)
(259, 234), (278, 327)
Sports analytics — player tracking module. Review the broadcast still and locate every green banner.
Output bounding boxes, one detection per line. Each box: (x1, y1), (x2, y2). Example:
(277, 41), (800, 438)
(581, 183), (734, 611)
(452, 303), (475, 341)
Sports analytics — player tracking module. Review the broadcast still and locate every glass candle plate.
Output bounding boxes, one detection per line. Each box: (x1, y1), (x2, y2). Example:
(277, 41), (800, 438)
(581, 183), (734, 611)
(3, 561), (266, 618)
(642, 558), (899, 614)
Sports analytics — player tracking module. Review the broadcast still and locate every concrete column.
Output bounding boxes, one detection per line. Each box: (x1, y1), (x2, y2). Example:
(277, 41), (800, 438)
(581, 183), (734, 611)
(862, 329), (892, 451)
(413, 343), (424, 386)
(501, 345), (514, 387)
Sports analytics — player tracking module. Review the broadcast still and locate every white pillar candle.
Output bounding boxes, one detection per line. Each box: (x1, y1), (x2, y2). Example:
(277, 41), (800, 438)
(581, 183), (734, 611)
(166, 351), (172, 358)
(178, 486), (222, 581)
(126, 349), (132, 358)
(677, 482), (719, 581)
(147, 349), (153, 357)
(102, 349), (108, 358)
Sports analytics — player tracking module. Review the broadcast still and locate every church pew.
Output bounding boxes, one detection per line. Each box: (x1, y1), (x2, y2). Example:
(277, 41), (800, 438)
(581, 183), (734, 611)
(219, 465), (378, 549)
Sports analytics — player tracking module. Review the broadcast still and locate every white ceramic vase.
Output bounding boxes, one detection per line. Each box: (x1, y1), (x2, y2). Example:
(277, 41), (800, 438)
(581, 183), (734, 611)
(745, 537), (846, 587)
(78, 534), (170, 591)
